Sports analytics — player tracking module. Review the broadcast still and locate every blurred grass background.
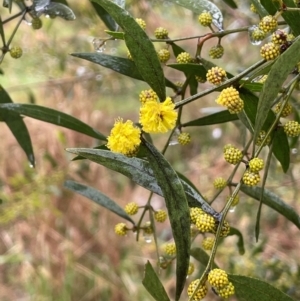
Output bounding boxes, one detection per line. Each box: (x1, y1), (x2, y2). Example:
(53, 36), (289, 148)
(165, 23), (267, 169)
(0, 0), (300, 300)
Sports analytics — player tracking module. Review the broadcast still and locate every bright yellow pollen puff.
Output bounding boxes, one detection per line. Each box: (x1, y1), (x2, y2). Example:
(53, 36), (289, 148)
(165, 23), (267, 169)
(107, 118), (141, 156)
(139, 97), (178, 133)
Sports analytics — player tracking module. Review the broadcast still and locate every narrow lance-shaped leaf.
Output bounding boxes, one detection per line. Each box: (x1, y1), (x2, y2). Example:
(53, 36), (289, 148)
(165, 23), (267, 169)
(254, 36), (300, 142)
(260, 0), (277, 15)
(71, 53), (177, 90)
(182, 110), (238, 127)
(251, 0), (268, 17)
(168, 0), (223, 30)
(0, 86), (35, 166)
(227, 227), (245, 255)
(241, 185), (300, 229)
(65, 148), (219, 216)
(91, 0), (166, 101)
(142, 262), (170, 301)
(0, 103), (106, 140)
(190, 247), (219, 269)
(168, 63), (207, 78)
(91, 2), (118, 31)
(240, 90), (290, 172)
(229, 274), (295, 301)
(142, 140), (190, 301)
(275, 0), (300, 36)
(0, 16), (6, 45)
(2, 0), (13, 12)
(64, 180), (134, 224)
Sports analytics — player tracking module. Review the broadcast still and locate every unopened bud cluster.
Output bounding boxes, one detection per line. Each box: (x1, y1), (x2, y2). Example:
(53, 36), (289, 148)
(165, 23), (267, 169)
(274, 101), (292, 117)
(163, 242), (176, 256)
(243, 170), (260, 186)
(187, 279), (208, 300)
(202, 237), (215, 250)
(260, 42), (280, 60)
(207, 67), (227, 85)
(198, 11), (212, 26)
(115, 223), (127, 236)
(259, 15), (277, 34)
(124, 202), (139, 215)
(213, 177), (227, 189)
(284, 121), (300, 137)
(135, 18), (146, 30)
(209, 45), (224, 59)
(154, 27), (168, 39)
(190, 207), (230, 237)
(154, 209), (167, 222)
(187, 269), (235, 299)
(139, 89), (158, 104)
(223, 144), (243, 165)
(216, 87), (244, 114)
(157, 49), (170, 63)
(176, 52), (192, 63)
(177, 132), (191, 145)
(249, 158), (264, 173)
(255, 130), (271, 146)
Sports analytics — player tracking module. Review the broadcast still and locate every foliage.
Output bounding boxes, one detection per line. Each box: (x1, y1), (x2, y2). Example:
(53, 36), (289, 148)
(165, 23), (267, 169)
(1, 0), (300, 300)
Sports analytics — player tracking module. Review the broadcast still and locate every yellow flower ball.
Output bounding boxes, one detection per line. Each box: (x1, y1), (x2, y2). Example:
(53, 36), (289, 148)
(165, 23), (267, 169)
(163, 242), (176, 256)
(154, 209), (168, 222)
(107, 118), (141, 156)
(114, 223), (127, 236)
(208, 268), (229, 289)
(202, 237), (215, 250)
(124, 202), (139, 215)
(187, 279), (208, 300)
(139, 97), (177, 133)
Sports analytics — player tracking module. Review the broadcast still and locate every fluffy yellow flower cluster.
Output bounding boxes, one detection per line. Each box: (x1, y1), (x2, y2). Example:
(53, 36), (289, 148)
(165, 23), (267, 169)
(107, 118), (141, 156)
(106, 93), (178, 156)
(139, 97), (177, 133)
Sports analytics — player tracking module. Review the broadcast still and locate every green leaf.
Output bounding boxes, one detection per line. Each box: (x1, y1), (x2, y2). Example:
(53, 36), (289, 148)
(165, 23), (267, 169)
(228, 227), (245, 255)
(91, 2), (118, 31)
(229, 274), (295, 301)
(246, 61), (274, 81)
(255, 36), (300, 142)
(105, 30), (124, 39)
(91, 0), (166, 101)
(182, 110), (238, 127)
(64, 180), (135, 223)
(222, 0), (238, 9)
(142, 140), (190, 301)
(170, 43), (186, 57)
(272, 127), (290, 173)
(72, 53), (176, 90)
(168, 63), (207, 78)
(0, 103), (106, 140)
(168, 0), (223, 30)
(240, 185), (300, 229)
(260, 0), (277, 15)
(65, 148), (219, 216)
(2, 0), (13, 12)
(240, 90), (290, 172)
(279, 0), (300, 36)
(72, 52), (142, 79)
(0, 86), (35, 166)
(142, 262), (170, 301)
(239, 81), (264, 93)
(188, 74), (198, 96)
(190, 247), (219, 269)
(251, 0), (268, 17)
(0, 16), (5, 45)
